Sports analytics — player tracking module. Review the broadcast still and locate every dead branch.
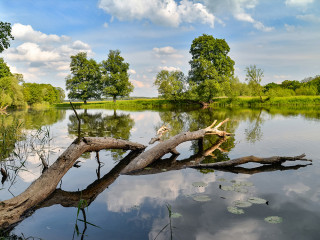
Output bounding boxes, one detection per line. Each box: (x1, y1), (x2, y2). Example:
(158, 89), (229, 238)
(121, 119), (231, 173)
(0, 137), (145, 229)
(192, 154), (311, 169)
(149, 124), (169, 144)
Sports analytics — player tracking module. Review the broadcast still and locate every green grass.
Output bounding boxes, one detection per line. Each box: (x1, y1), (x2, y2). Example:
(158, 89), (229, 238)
(54, 96), (320, 110)
(54, 99), (198, 111)
(211, 96), (320, 107)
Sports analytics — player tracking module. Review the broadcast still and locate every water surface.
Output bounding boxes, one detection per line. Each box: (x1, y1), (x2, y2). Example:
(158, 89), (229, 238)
(1, 107), (320, 240)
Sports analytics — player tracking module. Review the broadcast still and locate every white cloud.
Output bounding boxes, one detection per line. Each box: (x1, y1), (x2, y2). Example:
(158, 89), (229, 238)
(285, 0), (314, 7)
(159, 66), (181, 72)
(4, 23), (93, 85)
(98, 0), (215, 28)
(103, 22), (109, 28)
(131, 79), (150, 88)
(201, 0), (273, 32)
(284, 23), (296, 32)
(153, 46), (177, 55)
(297, 14), (320, 23)
(11, 23), (70, 43)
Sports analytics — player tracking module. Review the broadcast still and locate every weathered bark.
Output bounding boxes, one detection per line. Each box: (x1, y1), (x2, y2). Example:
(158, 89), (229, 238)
(149, 125), (169, 144)
(127, 138), (228, 175)
(192, 154), (310, 169)
(0, 137), (145, 229)
(121, 119), (231, 173)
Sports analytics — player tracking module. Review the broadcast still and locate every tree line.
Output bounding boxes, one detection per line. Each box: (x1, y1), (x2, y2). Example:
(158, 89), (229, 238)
(0, 58), (65, 108)
(0, 21), (64, 108)
(154, 34), (320, 102)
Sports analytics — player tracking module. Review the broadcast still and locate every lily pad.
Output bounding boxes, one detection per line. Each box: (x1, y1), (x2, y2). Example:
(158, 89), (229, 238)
(192, 181), (208, 187)
(193, 195), (211, 202)
(233, 200), (252, 208)
(248, 197), (267, 204)
(264, 216), (283, 224)
(239, 181), (254, 187)
(233, 187), (249, 193)
(217, 178), (227, 182)
(220, 185), (235, 191)
(227, 206), (244, 214)
(171, 212), (182, 218)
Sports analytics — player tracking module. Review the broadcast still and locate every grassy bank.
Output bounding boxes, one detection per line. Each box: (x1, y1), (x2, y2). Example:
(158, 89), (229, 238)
(211, 96), (320, 107)
(53, 96), (320, 110)
(54, 99), (199, 111)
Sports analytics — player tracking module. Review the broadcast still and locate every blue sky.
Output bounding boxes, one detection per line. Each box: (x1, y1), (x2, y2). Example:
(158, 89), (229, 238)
(0, 0), (319, 97)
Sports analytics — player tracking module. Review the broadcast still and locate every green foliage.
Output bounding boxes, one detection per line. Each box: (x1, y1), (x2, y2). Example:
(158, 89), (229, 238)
(66, 52), (101, 104)
(295, 85), (318, 95)
(188, 34), (235, 101)
(23, 83), (64, 105)
(245, 65), (264, 102)
(266, 87), (295, 98)
(280, 80), (301, 91)
(0, 58), (13, 78)
(154, 70), (186, 100)
(0, 76), (25, 107)
(0, 22), (14, 53)
(0, 116), (23, 162)
(101, 50), (133, 102)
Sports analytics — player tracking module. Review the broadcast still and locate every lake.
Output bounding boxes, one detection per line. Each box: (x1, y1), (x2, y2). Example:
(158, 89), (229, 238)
(1, 106), (320, 240)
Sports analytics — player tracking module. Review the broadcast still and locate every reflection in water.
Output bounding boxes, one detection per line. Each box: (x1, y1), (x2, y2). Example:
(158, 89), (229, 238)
(68, 109), (134, 160)
(1, 107), (320, 239)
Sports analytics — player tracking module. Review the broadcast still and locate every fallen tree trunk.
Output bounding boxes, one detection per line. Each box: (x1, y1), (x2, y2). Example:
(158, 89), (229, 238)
(0, 137), (145, 229)
(121, 119), (231, 173)
(191, 154), (311, 169)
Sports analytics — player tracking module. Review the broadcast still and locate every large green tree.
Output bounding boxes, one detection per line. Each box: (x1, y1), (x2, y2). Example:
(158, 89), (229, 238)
(100, 50), (133, 102)
(154, 70), (185, 100)
(66, 52), (101, 104)
(188, 34), (235, 101)
(0, 21), (14, 53)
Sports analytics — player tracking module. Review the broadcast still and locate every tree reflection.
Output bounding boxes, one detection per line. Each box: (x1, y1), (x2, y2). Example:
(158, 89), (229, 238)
(68, 110), (134, 160)
(244, 108), (264, 143)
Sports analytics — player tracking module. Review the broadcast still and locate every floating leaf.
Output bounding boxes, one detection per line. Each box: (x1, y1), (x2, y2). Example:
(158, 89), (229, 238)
(193, 195), (211, 202)
(217, 178), (227, 182)
(233, 200), (252, 208)
(234, 187), (248, 193)
(264, 216), (283, 224)
(144, 167), (153, 170)
(227, 206), (244, 214)
(248, 197), (267, 204)
(161, 169), (167, 172)
(171, 212), (182, 218)
(231, 180), (236, 183)
(239, 181), (254, 187)
(220, 185), (234, 191)
(192, 181), (208, 187)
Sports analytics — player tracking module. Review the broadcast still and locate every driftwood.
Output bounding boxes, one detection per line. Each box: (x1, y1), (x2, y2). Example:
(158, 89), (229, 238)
(149, 124), (169, 144)
(0, 137), (145, 229)
(0, 118), (312, 232)
(192, 154), (311, 169)
(121, 119), (231, 173)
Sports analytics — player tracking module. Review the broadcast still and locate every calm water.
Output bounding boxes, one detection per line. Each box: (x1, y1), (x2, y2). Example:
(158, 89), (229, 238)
(1, 107), (320, 240)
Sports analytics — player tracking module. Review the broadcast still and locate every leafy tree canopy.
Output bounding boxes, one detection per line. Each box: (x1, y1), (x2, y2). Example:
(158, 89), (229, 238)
(154, 70), (186, 100)
(101, 50), (133, 102)
(0, 21), (14, 53)
(189, 34), (235, 84)
(66, 52), (101, 104)
(0, 58), (13, 78)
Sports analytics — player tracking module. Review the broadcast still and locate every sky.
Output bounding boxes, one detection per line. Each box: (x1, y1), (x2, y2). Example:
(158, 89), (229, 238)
(0, 0), (319, 97)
